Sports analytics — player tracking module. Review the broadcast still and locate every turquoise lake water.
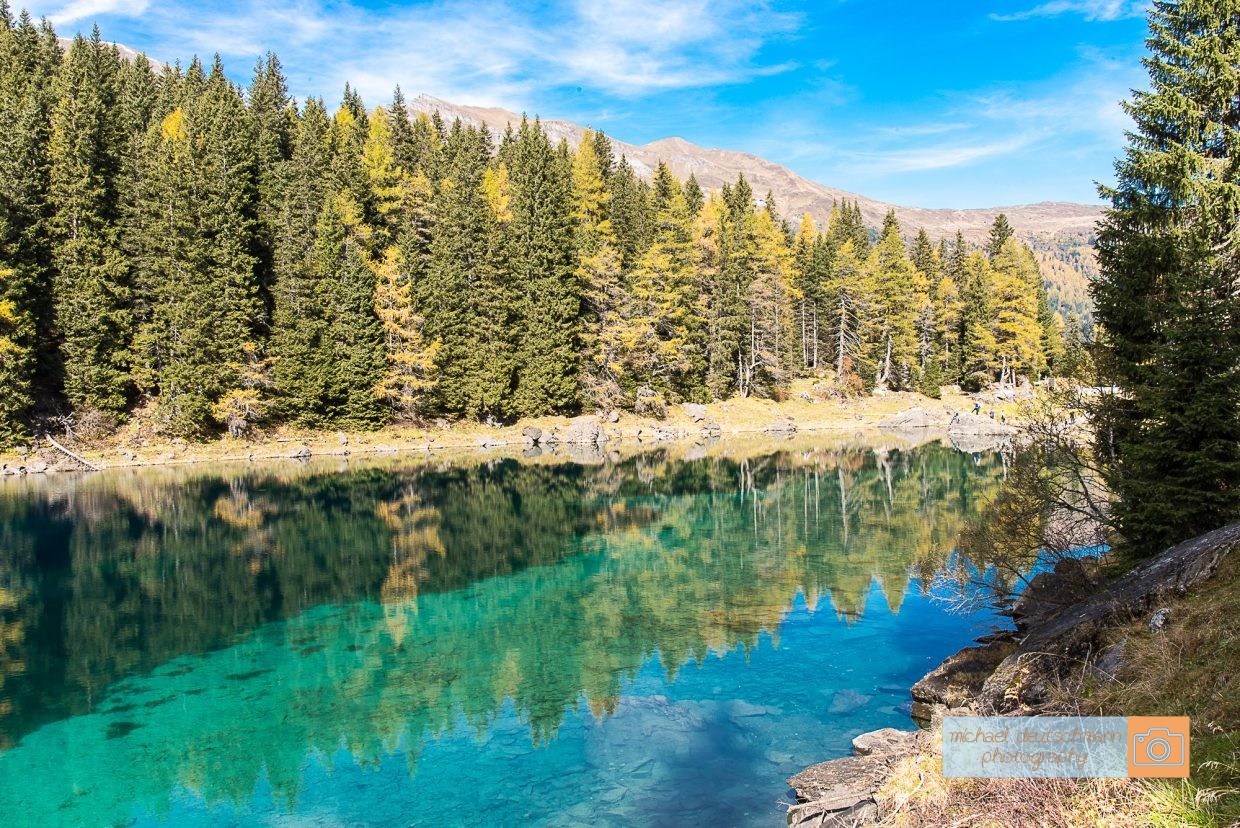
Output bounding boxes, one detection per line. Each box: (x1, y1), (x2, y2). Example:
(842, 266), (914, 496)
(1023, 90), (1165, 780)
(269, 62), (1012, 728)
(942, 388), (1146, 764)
(0, 440), (1006, 826)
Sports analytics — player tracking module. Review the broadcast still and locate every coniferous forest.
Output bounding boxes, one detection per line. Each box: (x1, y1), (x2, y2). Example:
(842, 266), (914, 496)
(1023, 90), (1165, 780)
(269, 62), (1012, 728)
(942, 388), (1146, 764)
(0, 8), (1083, 445)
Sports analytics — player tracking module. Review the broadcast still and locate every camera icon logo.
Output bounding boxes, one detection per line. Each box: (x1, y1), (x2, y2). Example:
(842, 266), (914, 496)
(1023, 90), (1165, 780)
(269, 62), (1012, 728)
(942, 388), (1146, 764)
(1132, 728), (1185, 767)
(1127, 717), (1189, 777)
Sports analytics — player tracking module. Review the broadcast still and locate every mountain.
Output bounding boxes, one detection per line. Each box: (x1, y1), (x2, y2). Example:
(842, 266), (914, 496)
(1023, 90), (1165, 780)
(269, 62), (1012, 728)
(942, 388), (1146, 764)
(407, 95), (1100, 321)
(407, 95), (1103, 244)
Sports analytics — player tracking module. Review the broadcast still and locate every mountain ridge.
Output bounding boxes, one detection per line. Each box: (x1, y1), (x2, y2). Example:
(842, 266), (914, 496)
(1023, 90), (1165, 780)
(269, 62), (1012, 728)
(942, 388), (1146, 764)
(407, 94), (1104, 245)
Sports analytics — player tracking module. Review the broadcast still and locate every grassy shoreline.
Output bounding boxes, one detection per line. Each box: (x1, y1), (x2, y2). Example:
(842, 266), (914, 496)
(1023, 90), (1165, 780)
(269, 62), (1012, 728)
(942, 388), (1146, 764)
(2, 384), (1024, 473)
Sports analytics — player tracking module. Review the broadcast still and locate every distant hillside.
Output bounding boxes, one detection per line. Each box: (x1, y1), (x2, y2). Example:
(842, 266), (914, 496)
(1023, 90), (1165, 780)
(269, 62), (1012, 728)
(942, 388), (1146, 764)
(407, 95), (1104, 244)
(407, 95), (1102, 317)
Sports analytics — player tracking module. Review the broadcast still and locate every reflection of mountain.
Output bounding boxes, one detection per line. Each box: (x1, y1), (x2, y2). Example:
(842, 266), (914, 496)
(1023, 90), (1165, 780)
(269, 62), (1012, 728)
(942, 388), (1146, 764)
(0, 443), (1001, 821)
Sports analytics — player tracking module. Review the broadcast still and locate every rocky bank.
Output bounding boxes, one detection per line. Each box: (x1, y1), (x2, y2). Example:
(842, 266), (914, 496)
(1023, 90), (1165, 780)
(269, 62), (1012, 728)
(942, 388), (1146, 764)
(786, 522), (1240, 826)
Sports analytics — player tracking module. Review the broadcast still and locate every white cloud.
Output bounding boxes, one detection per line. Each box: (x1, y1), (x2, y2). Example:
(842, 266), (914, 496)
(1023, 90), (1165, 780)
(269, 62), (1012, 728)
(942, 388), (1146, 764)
(34, 0), (801, 109)
(47, 0), (149, 26)
(991, 0), (1148, 22)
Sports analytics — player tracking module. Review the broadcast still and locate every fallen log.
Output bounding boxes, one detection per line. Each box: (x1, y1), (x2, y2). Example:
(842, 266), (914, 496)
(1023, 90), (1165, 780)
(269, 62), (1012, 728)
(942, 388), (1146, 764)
(43, 435), (101, 471)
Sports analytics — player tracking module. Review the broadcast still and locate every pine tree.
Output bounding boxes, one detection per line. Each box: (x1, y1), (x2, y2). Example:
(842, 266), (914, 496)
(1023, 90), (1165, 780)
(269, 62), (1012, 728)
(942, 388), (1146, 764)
(626, 175), (705, 401)
(867, 211), (923, 390)
(423, 120), (498, 417)
(130, 60), (263, 436)
(1058, 311), (1091, 381)
(1092, 0), (1240, 555)
(0, 9), (59, 440)
(49, 31), (133, 418)
(572, 130), (626, 409)
(270, 98), (334, 424)
(683, 173), (704, 217)
(506, 119), (580, 418)
(958, 252), (998, 391)
(824, 239), (873, 391)
(247, 52), (292, 315)
(989, 237), (1042, 386)
(739, 207), (797, 397)
(608, 156), (651, 271)
(985, 212), (1014, 260)
(311, 192), (388, 428)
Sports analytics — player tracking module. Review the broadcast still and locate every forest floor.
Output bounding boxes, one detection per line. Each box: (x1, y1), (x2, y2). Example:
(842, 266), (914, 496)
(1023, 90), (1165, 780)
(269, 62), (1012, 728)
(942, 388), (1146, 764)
(2, 380), (1026, 472)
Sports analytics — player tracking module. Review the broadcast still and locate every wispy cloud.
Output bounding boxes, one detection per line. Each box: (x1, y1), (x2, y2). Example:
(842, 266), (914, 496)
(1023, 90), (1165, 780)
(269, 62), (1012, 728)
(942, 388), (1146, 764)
(46, 0), (148, 26)
(847, 136), (1036, 174)
(991, 0), (1148, 22)
(34, 0), (801, 108)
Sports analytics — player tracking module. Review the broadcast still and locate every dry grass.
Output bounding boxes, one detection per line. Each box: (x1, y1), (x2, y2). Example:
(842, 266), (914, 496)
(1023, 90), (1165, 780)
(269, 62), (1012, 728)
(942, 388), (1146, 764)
(875, 721), (1237, 828)
(876, 555), (1240, 828)
(1, 380), (1003, 470)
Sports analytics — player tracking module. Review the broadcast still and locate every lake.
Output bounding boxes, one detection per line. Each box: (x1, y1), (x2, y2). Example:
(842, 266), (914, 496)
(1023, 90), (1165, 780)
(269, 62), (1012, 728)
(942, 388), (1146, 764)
(0, 437), (1005, 826)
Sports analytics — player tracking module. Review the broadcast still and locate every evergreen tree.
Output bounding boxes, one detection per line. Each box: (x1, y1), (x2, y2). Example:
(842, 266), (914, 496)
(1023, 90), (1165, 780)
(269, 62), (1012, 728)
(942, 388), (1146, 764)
(824, 239), (872, 391)
(1092, 0), (1240, 555)
(130, 61), (263, 436)
(985, 212), (1014, 260)
(270, 98), (334, 424)
(49, 31), (133, 417)
(572, 131), (626, 409)
(738, 207), (797, 397)
(683, 173), (704, 217)
(0, 8), (59, 440)
(311, 192), (388, 428)
(958, 252), (998, 391)
(866, 211), (923, 390)
(506, 118), (580, 418)
(626, 175), (705, 401)
(608, 156), (651, 271)
(423, 120), (498, 417)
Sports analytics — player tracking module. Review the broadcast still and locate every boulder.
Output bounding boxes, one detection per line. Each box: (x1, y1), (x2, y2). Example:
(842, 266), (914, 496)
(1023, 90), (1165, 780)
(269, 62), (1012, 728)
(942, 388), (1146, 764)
(27, 461), (48, 474)
(851, 727), (921, 758)
(606, 410), (620, 424)
(911, 641), (1017, 708)
(564, 415), (608, 446)
(1147, 607), (1172, 632)
(947, 413), (1018, 436)
(765, 419), (797, 434)
(1, 464), (22, 475)
(879, 406), (951, 430)
(979, 523), (1240, 713)
(683, 403), (707, 422)
(1008, 557), (1105, 631)
(291, 446), (311, 459)
(521, 425), (543, 443)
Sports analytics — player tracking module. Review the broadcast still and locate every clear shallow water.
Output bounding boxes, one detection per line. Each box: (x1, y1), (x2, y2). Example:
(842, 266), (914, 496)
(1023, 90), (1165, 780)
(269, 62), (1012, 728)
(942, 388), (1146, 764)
(0, 441), (1005, 826)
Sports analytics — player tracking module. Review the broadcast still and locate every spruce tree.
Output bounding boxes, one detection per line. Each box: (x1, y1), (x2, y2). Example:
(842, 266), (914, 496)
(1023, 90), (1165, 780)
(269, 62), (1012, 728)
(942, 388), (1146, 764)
(985, 212), (1014, 260)
(1093, 0), (1240, 555)
(506, 118), (580, 417)
(49, 31), (133, 418)
(130, 59), (263, 436)
(270, 98), (334, 424)
(423, 120), (496, 417)
(0, 8), (59, 440)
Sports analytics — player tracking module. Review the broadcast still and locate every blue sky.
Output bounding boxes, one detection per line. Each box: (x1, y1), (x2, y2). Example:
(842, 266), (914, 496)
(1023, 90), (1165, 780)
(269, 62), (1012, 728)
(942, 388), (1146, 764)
(27, 0), (1152, 208)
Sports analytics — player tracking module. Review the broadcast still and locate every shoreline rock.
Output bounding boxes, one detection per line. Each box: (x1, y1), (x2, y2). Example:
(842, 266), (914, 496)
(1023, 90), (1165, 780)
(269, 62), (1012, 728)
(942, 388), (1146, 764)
(786, 522), (1240, 824)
